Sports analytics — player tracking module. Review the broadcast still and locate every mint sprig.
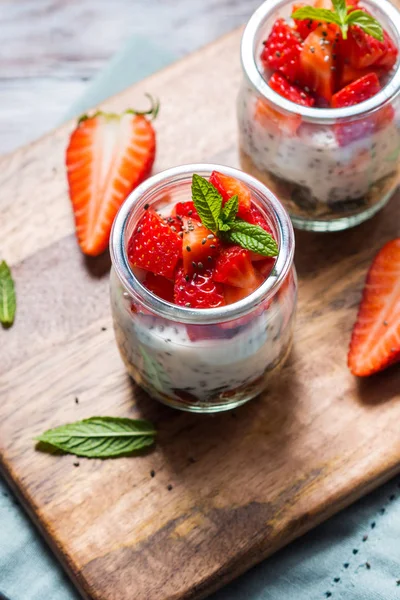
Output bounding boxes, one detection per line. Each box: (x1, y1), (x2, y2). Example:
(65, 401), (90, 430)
(0, 260), (16, 327)
(291, 0), (384, 41)
(191, 175), (278, 258)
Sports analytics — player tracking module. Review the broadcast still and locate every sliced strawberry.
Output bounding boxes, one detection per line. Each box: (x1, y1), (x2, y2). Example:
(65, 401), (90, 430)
(300, 25), (340, 103)
(174, 267), (225, 309)
(348, 239), (400, 377)
(332, 73), (393, 145)
(269, 72), (315, 107)
(256, 257), (276, 278)
(209, 171), (252, 219)
(66, 109), (156, 256)
(173, 201), (199, 221)
(255, 98), (302, 136)
(260, 18), (302, 83)
(128, 209), (182, 279)
(376, 30), (398, 71)
(143, 272), (174, 303)
(247, 205), (276, 261)
(213, 246), (263, 290)
(182, 217), (219, 275)
(292, 3), (319, 40)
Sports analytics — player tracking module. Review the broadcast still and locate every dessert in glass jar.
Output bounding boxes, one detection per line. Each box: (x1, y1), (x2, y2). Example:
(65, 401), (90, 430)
(238, 0), (400, 231)
(110, 164), (297, 413)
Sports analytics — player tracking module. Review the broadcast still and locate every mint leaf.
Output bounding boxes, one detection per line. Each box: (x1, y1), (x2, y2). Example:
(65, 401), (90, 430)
(191, 174), (223, 233)
(0, 261), (16, 326)
(332, 0), (348, 22)
(291, 6), (341, 26)
(35, 417), (156, 458)
(225, 221), (279, 257)
(218, 220), (232, 232)
(347, 10), (384, 41)
(221, 195), (239, 222)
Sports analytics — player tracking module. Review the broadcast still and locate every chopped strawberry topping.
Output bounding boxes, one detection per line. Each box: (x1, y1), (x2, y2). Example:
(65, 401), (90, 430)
(128, 209), (182, 279)
(174, 267), (225, 309)
(182, 217), (219, 275)
(348, 239), (400, 377)
(173, 201), (199, 221)
(209, 171), (252, 218)
(261, 18), (303, 83)
(143, 272), (174, 303)
(344, 22), (398, 71)
(269, 72), (315, 106)
(213, 246), (263, 290)
(332, 73), (394, 145)
(300, 25), (340, 103)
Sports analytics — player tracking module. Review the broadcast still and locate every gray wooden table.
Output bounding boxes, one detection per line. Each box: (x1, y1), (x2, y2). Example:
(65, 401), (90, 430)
(0, 0), (261, 156)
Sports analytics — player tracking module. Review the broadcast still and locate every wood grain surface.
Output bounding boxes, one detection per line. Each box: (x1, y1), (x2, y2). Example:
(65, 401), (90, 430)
(1, 25), (400, 600)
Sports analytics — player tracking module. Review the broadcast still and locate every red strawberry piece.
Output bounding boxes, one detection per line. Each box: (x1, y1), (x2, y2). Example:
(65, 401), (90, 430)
(173, 201), (199, 220)
(255, 98), (302, 136)
(142, 272), (174, 303)
(213, 246), (264, 291)
(182, 217), (219, 275)
(332, 73), (393, 145)
(209, 171), (252, 218)
(300, 25), (340, 103)
(66, 109), (156, 256)
(223, 274), (265, 305)
(163, 214), (183, 233)
(339, 63), (385, 88)
(256, 257), (276, 278)
(128, 209), (182, 279)
(246, 205), (276, 261)
(348, 239), (400, 377)
(174, 267), (225, 309)
(345, 21), (397, 71)
(269, 72), (315, 107)
(332, 72), (381, 107)
(261, 18), (302, 83)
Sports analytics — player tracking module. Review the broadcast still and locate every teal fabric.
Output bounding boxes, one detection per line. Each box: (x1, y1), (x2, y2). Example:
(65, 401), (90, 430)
(2, 34), (400, 600)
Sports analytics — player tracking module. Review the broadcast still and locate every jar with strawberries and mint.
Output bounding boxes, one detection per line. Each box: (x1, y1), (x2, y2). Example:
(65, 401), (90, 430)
(110, 164), (297, 413)
(238, 0), (400, 232)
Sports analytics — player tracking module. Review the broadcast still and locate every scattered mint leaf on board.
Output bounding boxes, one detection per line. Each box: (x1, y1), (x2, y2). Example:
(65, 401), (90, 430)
(35, 417), (156, 458)
(221, 195), (239, 222)
(291, 3), (384, 40)
(191, 174), (223, 233)
(0, 261), (16, 326)
(225, 221), (279, 257)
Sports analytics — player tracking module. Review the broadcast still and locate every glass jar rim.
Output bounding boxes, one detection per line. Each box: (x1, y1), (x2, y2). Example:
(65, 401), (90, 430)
(110, 163), (295, 325)
(241, 0), (400, 123)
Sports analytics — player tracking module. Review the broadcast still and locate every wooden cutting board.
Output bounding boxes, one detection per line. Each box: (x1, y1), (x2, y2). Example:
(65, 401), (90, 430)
(1, 23), (400, 600)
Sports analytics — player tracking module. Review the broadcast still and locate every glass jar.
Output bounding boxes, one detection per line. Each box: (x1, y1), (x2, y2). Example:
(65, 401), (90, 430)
(110, 164), (297, 413)
(238, 0), (400, 232)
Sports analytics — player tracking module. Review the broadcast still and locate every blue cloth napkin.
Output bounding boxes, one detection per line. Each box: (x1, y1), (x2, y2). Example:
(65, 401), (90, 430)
(2, 34), (400, 600)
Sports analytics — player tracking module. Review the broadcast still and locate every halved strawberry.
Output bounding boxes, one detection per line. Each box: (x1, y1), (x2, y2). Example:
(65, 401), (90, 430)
(181, 217), (219, 275)
(66, 108), (156, 256)
(255, 98), (302, 136)
(348, 239), (400, 377)
(332, 73), (393, 145)
(269, 72), (315, 107)
(128, 209), (182, 279)
(174, 267), (225, 309)
(260, 18), (302, 83)
(209, 171), (252, 218)
(213, 246), (263, 291)
(142, 272), (174, 303)
(300, 25), (340, 103)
